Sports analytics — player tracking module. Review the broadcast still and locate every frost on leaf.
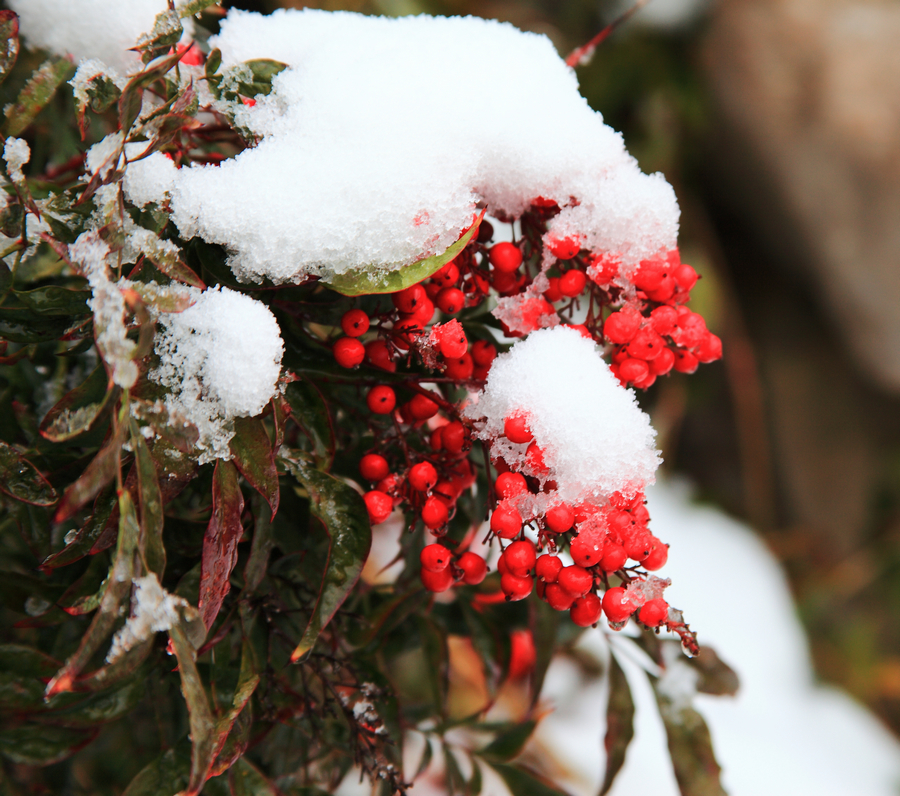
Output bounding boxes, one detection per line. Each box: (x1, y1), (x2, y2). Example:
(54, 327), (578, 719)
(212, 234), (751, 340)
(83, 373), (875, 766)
(106, 574), (188, 663)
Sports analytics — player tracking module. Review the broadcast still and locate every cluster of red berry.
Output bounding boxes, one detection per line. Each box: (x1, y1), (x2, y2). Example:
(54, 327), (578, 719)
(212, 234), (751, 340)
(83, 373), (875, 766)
(328, 201), (715, 642)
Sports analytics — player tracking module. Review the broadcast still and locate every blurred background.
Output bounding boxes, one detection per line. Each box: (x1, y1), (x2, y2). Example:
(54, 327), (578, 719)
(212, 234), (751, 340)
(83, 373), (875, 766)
(221, 0), (900, 736)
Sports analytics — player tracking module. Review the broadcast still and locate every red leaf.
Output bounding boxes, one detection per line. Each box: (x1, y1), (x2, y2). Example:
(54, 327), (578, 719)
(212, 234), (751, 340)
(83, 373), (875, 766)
(198, 460), (244, 630)
(229, 416), (278, 519)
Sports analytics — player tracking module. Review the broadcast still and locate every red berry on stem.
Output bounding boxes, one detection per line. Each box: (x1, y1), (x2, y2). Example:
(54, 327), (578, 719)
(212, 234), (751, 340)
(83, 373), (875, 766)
(489, 242), (523, 273)
(604, 308), (642, 344)
(471, 340), (497, 367)
(558, 565), (593, 596)
(650, 346), (675, 376)
(421, 496), (449, 530)
(500, 572), (533, 601)
(364, 490), (393, 524)
(495, 472), (527, 499)
(490, 502), (522, 539)
(639, 598), (669, 627)
(392, 284), (426, 314)
(618, 358), (650, 384)
(420, 543), (451, 572)
(367, 385), (396, 414)
(435, 321), (468, 359)
(544, 276), (563, 303)
(360, 453), (389, 482)
(409, 392), (439, 421)
(433, 261), (460, 287)
(674, 263), (698, 291)
(570, 533), (604, 568)
(627, 328), (665, 361)
(535, 554), (563, 583)
(650, 305), (678, 337)
(333, 337), (365, 368)
(547, 235), (582, 261)
(444, 353), (474, 380)
(441, 421), (466, 453)
(409, 461), (438, 492)
(545, 583), (576, 611)
(602, 587), (635, 624)
(365, 340), (396, 372)
(642, 539), (668, 571)
(504, 539), (537, 577)
(559, 269), (587, 297)
(570, 593), (603, 627)
(526, 442), (549, 474)
(673, 349), (699, 374)
(436, 287), (465, 315)
(695, 332), (723, 363)
(504, 412), (533, 444)
(600, 542), (627, 572)
(545, 502), (574, 533)
(632, 259), (665, 292)
(458, 552), (488, 585)
(507, 629), (537, 679)
(421, 566), (454, 593)
(341, 309), (370, 337)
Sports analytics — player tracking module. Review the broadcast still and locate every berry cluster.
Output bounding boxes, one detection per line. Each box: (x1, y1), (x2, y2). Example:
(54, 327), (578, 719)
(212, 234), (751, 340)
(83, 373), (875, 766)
(329, 201), (715, 647)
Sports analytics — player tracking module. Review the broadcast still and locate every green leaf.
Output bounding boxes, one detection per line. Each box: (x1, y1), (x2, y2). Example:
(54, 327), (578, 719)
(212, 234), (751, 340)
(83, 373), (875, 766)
(283, 379), (335, 469)
(0, 11), (20, 86)
(209, 641), (260, 775)
(199, 458), (244, 630)
(688, 646), (739, 698)
(205, 48), (222, 78)
(651, 674), (727, 796)
(490, 763), (571, 796)
(169, 614), (217, 796)
(40, 485), (116, 570)
(39, 364), (113, 443)
(419, 617), (449, 717)
(243, 493), (274, 596)
(0, 723), (96, 766)
(121, 744), (191, 796)
(326, 210), (484, 296)
(529, 597), (559, 706)
(57, 552), (110, 615)
(179, 0), (221, 17)
(119, 86), (144, 133)
(14, 285), (90, 315)
(599, 655), (635, 796)
(0, 440), (57, 506)
(4, 57), (76, 138)
(0, 644), (60, 710)
(0, 306), (76, 342)
(230, 415), (279, 519)
(220, 59), (287, 101)
(43, 673), (146, 727)
(467, 758), (483, 796)
(281, 451), (371, 662)
(130, 419), (165, 576)
(227, 758), (279, 796)
(54, 417), (126, 522)
(443, 743), (467, 796)
(479, 721), (537, 763)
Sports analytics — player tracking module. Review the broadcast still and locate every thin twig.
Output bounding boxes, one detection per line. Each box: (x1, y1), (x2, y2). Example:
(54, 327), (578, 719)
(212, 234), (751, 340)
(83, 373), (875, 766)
(565, 0), (653, 69)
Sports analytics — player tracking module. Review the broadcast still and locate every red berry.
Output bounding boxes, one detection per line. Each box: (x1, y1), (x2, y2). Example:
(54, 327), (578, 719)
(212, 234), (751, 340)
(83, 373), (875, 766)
(365, 340), (396, 372)
(444, 353), (474, 381)
(525, 442), (549, 475)
(392, 284), (426, 314)
(489, 242), (523, 273)
(535, 554), (563, 583)
(433, 480), (459, 506)
(558, 269), (587, 297)
(639, 598), (669, 627)
(458, 552), (487, 585)
(490, 503), (522, 539)
(477, 219), (494, 243)
(495, 472), (527, 499)
(642, 539), (668, 571)
(570, 533), (604, 568)
(364, 490), (393, 524)
(500, 571), (533, 601)
(695, 332), (722, 364)
(624, 529), (652, 561)
(441, 421), (466, 453)
(434, 321), (468, 359)
(433, 261), (459, 287)
(421, 566), (454, 593)
(604, 308), (642, 344)
(547, 235), (582, 261)
(367, 385), (396, 414)
(545, 502), (574, 533)
(600, 542), (627, 572)
(503, 539), (537, 577)
(650, 305), (678, 337)
(176, 42), (204, 66)
(504, 412), (533, 444)
(429, 426), (444, 451)
(409, 461), (438, 492)
(602, 587), (635, 624)
(436, 287), (465, 315)
(570, 593), (603, 627)
(632, 259), (665, 292)
(544, 276), (563, 303)
(341, 309), (370, 337)
(507, 628), (537, 679)
(673, 263), (698, 291)
(545, 582), (577, 611)
(618, 358), (650, 384)
(673, 349), (699, 374)
(376, 474), (399, 498)
(471, 340), (497, 367)
(649, 346), (675, 376)
(420, 543), (451, 572)
(409, 392), (439, 421)
(333, 337), (365, 368)
(626, 328), (665, 361)
(421, 495), (449, 529)
(558, 565), (593, 596)
(360, 453), (389, 482)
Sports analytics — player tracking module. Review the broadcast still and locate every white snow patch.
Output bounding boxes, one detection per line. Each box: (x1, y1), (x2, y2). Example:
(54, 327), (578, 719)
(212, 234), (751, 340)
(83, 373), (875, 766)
(3, 137), (30, 183)
(107, 574), (187, 662)
(151, 285), (284, 463)
(167, 9), (679, 285)
(123, 143), (178, 208)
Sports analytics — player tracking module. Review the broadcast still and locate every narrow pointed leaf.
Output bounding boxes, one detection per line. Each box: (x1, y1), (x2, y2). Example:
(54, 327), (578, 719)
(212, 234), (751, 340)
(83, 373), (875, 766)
(490, 763), (571, 796)
(480, 720), (537, 763)
(443, 744), (466, 795)
(0, 11), (19, 86)
(40, 486), (116, 570)
(284, 379), (335, 468)
(0, 724), (97, 765)
(228, 758), (280, 796)
(131, 419), (165, 576)
(54, 420), (126, 522)
(15, 286), (91, 315)
(40, 364), (113, 442)
(243, 494), (274, 596)
(599, 655), (635, 795)
(0, 440), (58, 506)
(281, 452), (371, 662)
(121, 745), (191, 796)
(529, 597), (559, 706)
(230, 415), (279, 519)
(179, 0), (221, 17)
(199, 459), (244, 629)
(4, 57), (76, 137)
(210, 640), (259, 774)
(688, 646), (739, 698)
(419, 617), (449, 716)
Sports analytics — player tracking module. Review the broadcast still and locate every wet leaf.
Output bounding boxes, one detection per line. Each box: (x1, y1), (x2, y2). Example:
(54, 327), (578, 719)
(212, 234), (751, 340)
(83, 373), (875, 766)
(205, 48), (222, 78)
(121, 745), (191, 796)
(468, 758), (483, 796)
(199, 459), (244, 630)
(179, 0), (221, 18)
(4, 57), (76, 138)
(119, 86), (144, 133)
(243, 494), (274, 596)
(43, 673), (146, 727)
(419, 617), (449, 717)
(443, 743), (466, 795)
(480, 721), (537, 763)
(0, 723), (96, 765)
(0, 11), (20, 86)
(284, 379), (334, 468)
(40, 485), (116, 570)
(326, 210), (484, 296)
(57, 553), (110, 615)
(15, 502), (52, 560)
(210, 640), (259, 774)
(230, 415), (279, 520)
(688, 646), (739, 697)
(14, 285), (90, 315)
(490, 763), (571, 796)
(130, 419), (165, 576)
(599, 655), (635, 796)
(54, 419), (126, 522)
(228, 757), (280, 796)
(281, 452), (371, 662)
(40, 364), (113, 443)
(0, 440), (58, 506)
(0, 306), (75, 342)
(529, 597), (559, 706)
(652, 679), (727, 796)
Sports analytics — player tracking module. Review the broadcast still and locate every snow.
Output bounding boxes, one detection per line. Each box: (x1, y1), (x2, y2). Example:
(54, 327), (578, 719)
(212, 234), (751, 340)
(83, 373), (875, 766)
(107, 574), (187, 662)
(123, 144), (178, 208)
(3, 137), (30, 184)
(8, 0), (191, 78)
(151, 285), (284, 463)
(167, 9), (679, 285)
(465, 325), (660, 505)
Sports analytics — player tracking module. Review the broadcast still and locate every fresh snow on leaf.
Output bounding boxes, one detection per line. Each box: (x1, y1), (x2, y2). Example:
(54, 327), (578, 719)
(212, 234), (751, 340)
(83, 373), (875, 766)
(166, 9), (679, 285)
(107, 574), (187, 662)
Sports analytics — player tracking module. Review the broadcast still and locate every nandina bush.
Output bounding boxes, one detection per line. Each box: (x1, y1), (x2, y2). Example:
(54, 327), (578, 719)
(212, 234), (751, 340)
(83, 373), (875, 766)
(0, 4), (735, 795)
